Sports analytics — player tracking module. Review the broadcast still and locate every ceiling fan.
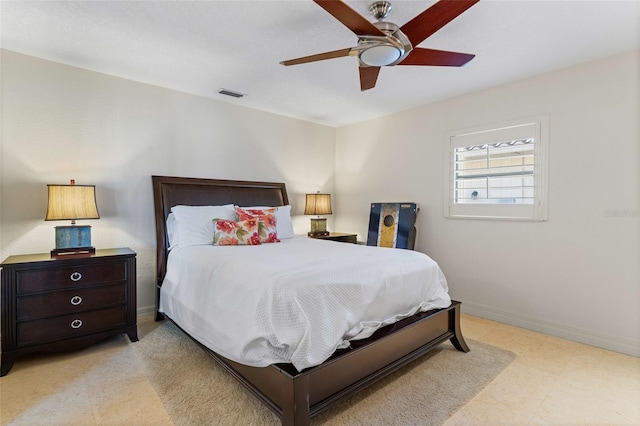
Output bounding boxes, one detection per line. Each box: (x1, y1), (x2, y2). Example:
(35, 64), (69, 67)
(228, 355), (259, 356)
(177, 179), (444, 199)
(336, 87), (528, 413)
(280, 0), (479, 91)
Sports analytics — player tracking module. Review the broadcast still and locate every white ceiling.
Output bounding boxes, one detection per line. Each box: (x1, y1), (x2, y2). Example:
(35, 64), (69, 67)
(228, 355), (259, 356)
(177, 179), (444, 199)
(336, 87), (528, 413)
(1, 1), (639, 127)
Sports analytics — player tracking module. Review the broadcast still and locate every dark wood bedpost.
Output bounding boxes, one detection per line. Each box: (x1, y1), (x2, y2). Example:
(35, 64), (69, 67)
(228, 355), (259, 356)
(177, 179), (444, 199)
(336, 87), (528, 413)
(281, 375), (311, 426)
(449, 301), (470, 352)
(152, 176), (168, 321)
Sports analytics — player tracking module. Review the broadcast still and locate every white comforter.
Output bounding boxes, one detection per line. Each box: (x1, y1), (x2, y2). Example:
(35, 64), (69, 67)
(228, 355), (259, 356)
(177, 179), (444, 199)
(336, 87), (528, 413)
(159, 237), (451, 370)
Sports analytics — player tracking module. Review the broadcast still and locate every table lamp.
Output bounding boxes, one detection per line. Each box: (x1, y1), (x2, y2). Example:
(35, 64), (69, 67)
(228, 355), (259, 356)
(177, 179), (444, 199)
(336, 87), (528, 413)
(45, 179), (100, 256)
(304, 192), (332, 236)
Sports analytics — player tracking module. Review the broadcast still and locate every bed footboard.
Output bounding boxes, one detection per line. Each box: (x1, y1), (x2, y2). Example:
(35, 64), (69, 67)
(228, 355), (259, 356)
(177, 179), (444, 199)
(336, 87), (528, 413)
(174, 300), (468, 426)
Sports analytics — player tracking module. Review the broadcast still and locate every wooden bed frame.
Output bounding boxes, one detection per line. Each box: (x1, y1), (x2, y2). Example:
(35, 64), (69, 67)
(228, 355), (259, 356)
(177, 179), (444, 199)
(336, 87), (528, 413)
(152, 175), (469, 425)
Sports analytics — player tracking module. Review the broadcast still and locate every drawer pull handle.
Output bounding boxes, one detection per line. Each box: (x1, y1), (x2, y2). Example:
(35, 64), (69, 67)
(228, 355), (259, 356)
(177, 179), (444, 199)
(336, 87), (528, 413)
(71, 319), (83, 329)
(70, 296), (83, 306)
(70, 272), (82, 282)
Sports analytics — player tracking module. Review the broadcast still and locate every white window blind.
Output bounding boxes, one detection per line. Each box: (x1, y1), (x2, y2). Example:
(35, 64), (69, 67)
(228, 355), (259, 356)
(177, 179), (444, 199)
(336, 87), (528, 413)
(454, 138), (535, 205)
(444, 116), (549, 221)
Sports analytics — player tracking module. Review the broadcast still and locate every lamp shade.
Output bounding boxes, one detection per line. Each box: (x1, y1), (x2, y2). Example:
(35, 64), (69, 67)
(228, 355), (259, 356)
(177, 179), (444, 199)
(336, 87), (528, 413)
(304, 193), (332, 216)
(45, 184), (100, 221)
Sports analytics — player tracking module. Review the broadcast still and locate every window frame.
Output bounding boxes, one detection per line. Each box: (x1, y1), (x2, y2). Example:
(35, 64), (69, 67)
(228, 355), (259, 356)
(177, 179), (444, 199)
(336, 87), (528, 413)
(444, 115), (550, 221)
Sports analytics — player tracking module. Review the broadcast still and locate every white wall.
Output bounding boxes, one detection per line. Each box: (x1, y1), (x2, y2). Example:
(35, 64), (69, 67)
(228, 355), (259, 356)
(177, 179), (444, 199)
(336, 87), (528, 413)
(2, 48), (638, 357)
(335, 50), (639, 356)
(0, 50), (336, 314)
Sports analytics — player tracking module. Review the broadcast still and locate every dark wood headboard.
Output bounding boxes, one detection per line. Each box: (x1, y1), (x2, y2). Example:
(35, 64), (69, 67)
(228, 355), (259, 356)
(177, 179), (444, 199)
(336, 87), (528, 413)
(151, 176), (289, 287)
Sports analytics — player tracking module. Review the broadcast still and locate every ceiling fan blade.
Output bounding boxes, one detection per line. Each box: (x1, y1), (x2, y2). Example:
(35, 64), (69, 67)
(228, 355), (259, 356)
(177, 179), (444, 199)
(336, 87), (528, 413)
(398, 47), (475, 67)
(314, 0), (385, 37)
(400, 0), (479, 47)
(359, 66), (381, 91)
(280, 48), (352, 66)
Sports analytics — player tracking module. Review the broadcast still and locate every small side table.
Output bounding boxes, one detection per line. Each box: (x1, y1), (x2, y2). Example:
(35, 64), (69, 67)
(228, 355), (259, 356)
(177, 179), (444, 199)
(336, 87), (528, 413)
(0, 247), (137, 376)
(309, 232), (357, 244)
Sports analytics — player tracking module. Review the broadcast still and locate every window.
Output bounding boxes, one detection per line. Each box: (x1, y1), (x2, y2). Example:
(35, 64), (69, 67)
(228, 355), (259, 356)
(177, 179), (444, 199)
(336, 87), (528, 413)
(444, 115), (549, 220)
(454, 138), (535, 205)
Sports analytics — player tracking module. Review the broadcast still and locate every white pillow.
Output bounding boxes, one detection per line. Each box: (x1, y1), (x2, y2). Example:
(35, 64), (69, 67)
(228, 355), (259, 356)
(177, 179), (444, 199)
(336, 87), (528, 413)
(243, 205), (294, 239)
(170, 204), (236, 247)
(166, 213), (179, 250)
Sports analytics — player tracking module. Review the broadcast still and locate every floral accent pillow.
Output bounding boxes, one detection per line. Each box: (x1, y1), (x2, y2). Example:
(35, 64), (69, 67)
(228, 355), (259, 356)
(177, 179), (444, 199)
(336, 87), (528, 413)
(212, 218), (261, 246)
(235, 206), (280, 244)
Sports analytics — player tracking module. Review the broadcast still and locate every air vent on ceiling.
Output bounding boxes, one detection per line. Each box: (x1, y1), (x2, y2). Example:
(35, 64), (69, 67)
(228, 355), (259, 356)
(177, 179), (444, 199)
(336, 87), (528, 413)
(218, 89), (245, 98)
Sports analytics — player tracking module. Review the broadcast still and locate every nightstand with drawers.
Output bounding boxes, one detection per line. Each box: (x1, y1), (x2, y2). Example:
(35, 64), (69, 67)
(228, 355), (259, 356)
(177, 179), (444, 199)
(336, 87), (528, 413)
(0, 247), (137, 376)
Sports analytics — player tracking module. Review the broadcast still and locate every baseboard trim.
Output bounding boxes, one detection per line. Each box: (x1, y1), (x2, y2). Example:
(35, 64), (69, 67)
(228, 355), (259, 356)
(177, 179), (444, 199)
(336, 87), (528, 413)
(461, 301), (640, 358)
(137, 304), (156, 319)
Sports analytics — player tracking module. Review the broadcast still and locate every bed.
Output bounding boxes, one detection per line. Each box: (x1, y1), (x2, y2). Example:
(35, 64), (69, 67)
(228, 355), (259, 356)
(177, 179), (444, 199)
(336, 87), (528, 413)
(152, 175), (469, 425)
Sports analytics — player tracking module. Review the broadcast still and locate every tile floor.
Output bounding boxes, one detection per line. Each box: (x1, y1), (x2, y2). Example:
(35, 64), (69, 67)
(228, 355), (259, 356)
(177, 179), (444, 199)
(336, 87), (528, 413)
(1, 314), (638, 425)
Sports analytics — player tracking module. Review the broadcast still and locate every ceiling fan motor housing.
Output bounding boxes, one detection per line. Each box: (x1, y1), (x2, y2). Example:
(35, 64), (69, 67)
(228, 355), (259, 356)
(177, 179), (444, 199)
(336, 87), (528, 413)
(357, 21), (413, 67)
(369, 1), (392, 20)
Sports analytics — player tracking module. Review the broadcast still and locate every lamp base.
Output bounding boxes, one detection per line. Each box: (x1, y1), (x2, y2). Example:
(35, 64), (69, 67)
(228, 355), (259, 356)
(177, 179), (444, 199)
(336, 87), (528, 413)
(51, 246), (96, 257)
(309, 217), (328, 236)
(52, 225), (95, 257)
(54, 225), (92, 248)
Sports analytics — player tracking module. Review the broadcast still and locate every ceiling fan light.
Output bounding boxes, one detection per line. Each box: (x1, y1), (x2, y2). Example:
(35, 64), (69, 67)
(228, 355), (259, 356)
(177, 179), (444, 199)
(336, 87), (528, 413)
(359, 45), (402, 67)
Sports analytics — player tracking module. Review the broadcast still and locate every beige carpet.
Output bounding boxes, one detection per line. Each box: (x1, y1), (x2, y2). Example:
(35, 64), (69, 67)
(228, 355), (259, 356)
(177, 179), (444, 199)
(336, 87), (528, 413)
(132, 319), (515, 426)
